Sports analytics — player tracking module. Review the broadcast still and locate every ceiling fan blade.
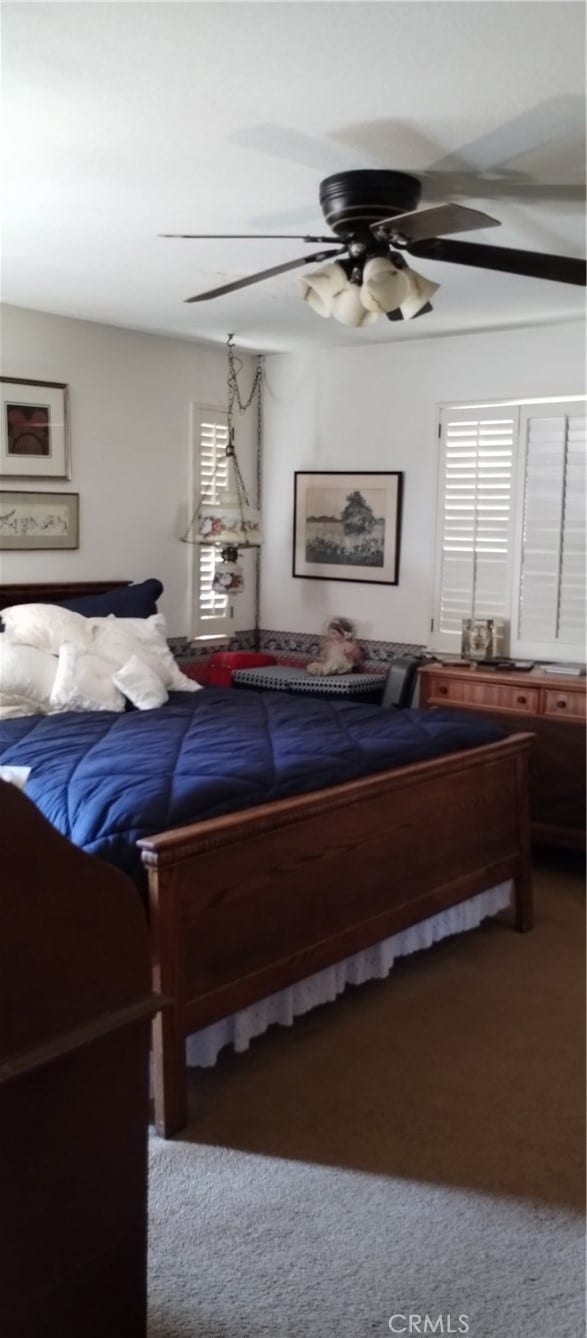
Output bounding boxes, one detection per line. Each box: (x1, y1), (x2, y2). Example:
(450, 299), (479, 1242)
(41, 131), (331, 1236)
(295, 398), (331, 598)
(230, 124), (355, 173)
(161, 232), (336, 242)
(374, 202), (500, 243)
(406, 238), (587, 286)
(184, 249), (348, 303)
(425, 96), (586, 177)
(419, 176), (586, 206)
(417, 96), (586, 205)
(328, 102), (585, 206)
(332, 98), (585, 180)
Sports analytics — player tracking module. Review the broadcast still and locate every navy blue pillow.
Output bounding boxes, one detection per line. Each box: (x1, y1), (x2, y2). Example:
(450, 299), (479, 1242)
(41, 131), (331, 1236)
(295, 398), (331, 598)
(57, 578), (163, 618)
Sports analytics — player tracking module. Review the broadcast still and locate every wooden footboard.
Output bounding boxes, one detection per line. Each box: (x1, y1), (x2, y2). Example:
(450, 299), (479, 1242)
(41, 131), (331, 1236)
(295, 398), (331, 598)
(139, 732), (533, 1137)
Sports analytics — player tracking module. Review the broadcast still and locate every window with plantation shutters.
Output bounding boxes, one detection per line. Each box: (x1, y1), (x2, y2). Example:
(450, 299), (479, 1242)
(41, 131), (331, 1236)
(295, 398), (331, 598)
(560, 416), (587, 643)
(432, 406), (518, 652)
(432, 397), (586, 661)
(190, 407), (229, 636)
(511, 404), (586, 659)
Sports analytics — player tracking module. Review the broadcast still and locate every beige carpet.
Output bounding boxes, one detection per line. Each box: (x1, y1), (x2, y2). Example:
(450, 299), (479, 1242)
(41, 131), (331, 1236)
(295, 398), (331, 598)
(148, 853), (585, 1338)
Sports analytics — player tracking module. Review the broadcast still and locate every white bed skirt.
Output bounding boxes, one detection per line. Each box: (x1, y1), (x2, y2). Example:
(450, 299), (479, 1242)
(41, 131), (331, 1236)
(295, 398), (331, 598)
(185, 880), (513, 1069)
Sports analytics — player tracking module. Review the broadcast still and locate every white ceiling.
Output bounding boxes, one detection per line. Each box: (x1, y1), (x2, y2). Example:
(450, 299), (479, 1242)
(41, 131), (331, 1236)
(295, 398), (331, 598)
(2, 2), (585, 353)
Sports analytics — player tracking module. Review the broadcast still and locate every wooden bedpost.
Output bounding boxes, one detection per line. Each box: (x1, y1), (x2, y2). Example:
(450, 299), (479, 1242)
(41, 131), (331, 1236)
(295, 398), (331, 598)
(145, 863), (187, 1138)
(0, 782), (161, 1336)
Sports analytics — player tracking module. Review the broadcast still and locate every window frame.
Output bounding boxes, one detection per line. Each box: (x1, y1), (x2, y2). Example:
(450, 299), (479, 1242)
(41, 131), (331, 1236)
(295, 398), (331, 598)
(430, 394), (586, 662)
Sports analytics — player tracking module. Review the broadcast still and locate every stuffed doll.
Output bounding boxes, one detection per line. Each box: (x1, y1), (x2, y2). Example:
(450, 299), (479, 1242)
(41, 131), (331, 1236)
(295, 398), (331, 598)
(306, 617), (362, 676)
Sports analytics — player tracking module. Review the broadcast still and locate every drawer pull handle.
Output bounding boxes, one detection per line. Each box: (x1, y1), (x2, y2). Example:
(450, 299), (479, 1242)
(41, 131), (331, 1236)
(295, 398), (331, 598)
(439, 686), (448, 696)
(556, 698), (567, 709)
(516, 695), (527, 705)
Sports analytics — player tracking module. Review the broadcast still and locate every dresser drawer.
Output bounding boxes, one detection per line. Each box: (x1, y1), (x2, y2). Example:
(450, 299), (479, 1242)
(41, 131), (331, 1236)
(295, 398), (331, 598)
(427, 676), (540, 714)
(542, 688), (586, 722)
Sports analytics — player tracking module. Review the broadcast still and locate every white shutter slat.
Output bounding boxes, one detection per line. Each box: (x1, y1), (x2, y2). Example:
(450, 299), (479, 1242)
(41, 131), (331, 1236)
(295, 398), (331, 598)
(518, 416), (566, 642)
(192, 410), (230, 630)
(559, 415), (586, 645)
(516, 409), (586, 651)
(433, 407), (517, 649)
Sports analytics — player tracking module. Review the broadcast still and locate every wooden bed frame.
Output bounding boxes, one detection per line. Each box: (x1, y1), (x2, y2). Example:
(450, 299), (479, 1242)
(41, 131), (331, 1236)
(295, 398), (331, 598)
(0, 581), (534, 1138)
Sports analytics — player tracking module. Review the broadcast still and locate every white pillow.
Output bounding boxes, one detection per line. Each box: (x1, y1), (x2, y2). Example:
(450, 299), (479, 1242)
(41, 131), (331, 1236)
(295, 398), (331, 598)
(50, 643), (126, 714)
(0, 638), (58, 711)
(88, 613), (202, 692)
(1, 603), (92, 655)
(0, 693), (45, 720)
(113, 654), (169, 710)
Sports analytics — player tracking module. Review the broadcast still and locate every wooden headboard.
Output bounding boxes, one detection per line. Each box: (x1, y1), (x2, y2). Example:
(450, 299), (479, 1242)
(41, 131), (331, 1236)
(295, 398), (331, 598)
(0, 581), (131, 612)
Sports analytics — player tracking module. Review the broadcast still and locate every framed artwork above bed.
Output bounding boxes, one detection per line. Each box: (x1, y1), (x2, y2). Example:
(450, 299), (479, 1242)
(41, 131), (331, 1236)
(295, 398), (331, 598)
(293, 471), (403, 585)
(0, 377), (71, 480)
(0, 490), (79, 550)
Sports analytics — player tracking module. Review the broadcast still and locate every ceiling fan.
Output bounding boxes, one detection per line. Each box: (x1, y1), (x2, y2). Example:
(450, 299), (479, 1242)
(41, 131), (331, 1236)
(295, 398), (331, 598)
(162, 168), (587, 328)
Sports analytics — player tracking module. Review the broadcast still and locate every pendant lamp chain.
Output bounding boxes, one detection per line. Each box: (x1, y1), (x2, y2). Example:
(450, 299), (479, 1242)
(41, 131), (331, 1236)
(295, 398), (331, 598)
(181, 335), (263, 548)
(227, 332), (263, 431)
(225, 333), (263, 532)
(254, 344), (263, 647)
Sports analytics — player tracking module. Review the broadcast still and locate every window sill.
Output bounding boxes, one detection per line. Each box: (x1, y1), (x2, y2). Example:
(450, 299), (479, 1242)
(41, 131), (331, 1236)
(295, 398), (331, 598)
(190, 634), (230, 645)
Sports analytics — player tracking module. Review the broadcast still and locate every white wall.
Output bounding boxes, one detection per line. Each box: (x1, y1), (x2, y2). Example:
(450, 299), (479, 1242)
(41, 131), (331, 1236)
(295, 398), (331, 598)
(262, 320), (586, 646)
(0, 305), (258, 636)
(4, 309), (584, 646)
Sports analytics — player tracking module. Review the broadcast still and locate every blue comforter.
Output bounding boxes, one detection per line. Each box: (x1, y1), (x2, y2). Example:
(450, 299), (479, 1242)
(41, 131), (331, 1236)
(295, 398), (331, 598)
(0, 689), (503, 887)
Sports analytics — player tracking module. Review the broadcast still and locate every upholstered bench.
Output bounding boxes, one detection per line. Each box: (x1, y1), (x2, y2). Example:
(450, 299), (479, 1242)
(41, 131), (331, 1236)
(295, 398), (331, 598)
(232, 663), (388, 701)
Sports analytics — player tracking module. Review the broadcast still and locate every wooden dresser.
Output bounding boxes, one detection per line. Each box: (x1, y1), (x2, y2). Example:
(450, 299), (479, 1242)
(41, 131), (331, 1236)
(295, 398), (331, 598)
(419, 663), (586, 850)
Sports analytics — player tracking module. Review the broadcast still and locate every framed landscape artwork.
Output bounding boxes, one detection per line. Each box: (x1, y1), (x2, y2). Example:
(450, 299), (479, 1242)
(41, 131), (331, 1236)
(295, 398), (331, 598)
(0, 378), (71, 479)
(293, 471), (403, 585)
(0, 491), (79, 550)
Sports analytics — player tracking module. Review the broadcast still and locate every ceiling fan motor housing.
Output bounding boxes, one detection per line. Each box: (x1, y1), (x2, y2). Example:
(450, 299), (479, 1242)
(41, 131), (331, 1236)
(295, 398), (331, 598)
(319, 170), (422, 238)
